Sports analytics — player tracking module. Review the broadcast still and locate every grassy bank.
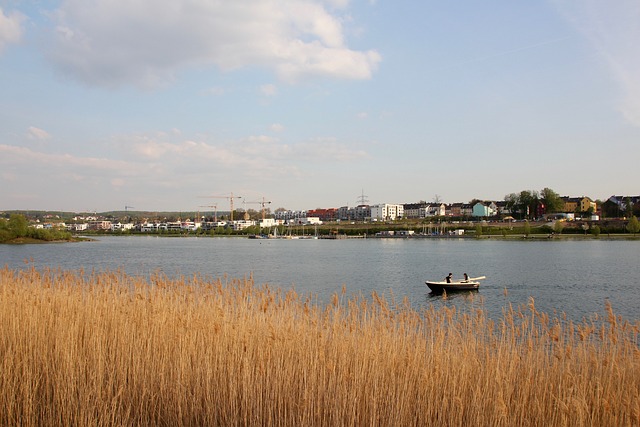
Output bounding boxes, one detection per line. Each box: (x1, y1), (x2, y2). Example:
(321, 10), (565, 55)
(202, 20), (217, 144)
(1, 236), (89, 244)
(1, 267), (638, 426)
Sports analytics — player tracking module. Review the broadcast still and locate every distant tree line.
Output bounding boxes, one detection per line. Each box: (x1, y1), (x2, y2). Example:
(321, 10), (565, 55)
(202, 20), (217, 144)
(504, 188), (568, 220)
(0, 214), (72, 243)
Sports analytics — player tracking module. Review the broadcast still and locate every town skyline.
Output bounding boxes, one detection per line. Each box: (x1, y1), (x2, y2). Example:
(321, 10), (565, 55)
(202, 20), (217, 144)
(2, 1), (639, 212)
(3, 189), (632, 218)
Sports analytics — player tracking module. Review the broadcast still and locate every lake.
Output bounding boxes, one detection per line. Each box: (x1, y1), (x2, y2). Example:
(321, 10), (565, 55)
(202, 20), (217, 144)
(1, 236), (638, 322)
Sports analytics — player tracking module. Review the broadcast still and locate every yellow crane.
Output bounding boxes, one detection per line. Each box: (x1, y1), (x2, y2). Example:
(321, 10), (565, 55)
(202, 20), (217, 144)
(199, 205), (218, 222)
(244, 198), (272, 220)
(199, 193), (242, 221)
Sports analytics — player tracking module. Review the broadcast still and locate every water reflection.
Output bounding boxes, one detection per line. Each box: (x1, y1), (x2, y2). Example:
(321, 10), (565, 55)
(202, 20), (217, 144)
(427, 289), (479, 300)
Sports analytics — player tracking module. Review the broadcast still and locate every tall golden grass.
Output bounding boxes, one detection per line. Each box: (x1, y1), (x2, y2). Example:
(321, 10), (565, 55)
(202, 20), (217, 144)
(1, 265), (638, 426)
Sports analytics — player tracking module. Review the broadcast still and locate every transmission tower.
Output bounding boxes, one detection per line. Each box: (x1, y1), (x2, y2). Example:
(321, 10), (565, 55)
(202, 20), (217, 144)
(356, 189), (369, 206)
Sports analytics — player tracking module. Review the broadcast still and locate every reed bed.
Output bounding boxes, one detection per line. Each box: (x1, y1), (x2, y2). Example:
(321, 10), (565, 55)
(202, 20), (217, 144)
(1, 266), (638, 426)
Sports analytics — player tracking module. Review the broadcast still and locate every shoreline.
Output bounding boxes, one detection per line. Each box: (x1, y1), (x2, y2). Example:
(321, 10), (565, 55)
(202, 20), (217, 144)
(1, 236), (93, 244)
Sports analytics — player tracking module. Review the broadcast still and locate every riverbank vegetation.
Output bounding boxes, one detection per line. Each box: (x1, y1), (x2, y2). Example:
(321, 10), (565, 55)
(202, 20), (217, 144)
(4, 209), (639, 239)
(73, 217), (640, 239)
(0, 214), (73, 243)
(1, 267), (638, 426)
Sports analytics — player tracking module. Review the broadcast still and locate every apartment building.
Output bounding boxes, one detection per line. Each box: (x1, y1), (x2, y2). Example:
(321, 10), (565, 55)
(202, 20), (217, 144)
(370, 204), (403, 221)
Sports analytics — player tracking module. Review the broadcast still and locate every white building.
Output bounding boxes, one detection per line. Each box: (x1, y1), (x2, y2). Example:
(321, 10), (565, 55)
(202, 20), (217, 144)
(163, 222), (182, 231)
(259, 218), (277, 228)
(369, 204), (404, 221)
(71, 223), (88, 232)
(111, 222), (134, 231)
(140, 223), (160, 232)
(202, 221), (229, 230)
(274, 210), (307, 221)
(427, 204), (446, 217)
(289, 217), (323, 225)
(181, 221), (201, 231)
(231, 220), (256, 230)
(404, 203), (446, 218)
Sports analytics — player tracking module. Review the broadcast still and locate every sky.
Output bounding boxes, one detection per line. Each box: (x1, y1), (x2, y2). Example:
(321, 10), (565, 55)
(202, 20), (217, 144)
(1, 0), (639, 213)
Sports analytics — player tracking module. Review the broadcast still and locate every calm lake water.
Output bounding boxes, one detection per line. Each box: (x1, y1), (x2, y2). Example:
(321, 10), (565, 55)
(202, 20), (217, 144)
(1, 236), (639, 322)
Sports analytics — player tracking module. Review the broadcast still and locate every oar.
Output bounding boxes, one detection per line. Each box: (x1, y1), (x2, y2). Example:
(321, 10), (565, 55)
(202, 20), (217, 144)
(470, 276), (486, 281)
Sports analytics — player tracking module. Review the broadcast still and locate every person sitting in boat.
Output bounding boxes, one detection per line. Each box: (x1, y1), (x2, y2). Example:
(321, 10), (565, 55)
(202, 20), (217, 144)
(462, 273), (469, 283)
(445, 273), (453, 283)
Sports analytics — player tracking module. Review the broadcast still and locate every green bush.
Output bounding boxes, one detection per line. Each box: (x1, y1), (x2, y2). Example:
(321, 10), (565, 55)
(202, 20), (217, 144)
(0, 229), (13, 243)
(8, 214), (29, 237)
(0, 214), (73, 242)
(27, 227), (72, 241)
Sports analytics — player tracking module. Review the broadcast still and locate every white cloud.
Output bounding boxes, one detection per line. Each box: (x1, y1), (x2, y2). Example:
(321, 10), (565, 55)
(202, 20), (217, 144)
(554, 0), (640, 126)
(120, 130), (368, 177)
(46, 0), (380, 88)
(0, 144), (136, 173)
(26, 126), (51, 141)
(270, 123), (285, 132)
(0, 129), (371, 210)
(0, 7), (24, 53)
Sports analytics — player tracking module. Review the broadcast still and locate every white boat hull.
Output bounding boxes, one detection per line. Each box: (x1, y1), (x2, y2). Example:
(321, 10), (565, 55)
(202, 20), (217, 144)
(425, 276), (485, 292)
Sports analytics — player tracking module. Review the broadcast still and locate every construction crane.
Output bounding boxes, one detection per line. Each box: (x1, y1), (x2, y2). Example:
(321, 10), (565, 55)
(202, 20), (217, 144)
(199, 205), (218, 222)
(244, 198), (272, 220)
(199, 193), (242, 221)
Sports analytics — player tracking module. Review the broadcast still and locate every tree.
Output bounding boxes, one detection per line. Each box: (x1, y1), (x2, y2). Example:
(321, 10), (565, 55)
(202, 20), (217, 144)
(504, 190), (541, 220)
(505, 188), (565, 220)
(8, 214), (29, 238)
(248, 209), (260, 220)
(0, 219), (11, 243)
(540, 188), (563, 213)
(626, 216), (640, 234)
(625, 198), (633, 218)
(553, 221), (564, 234)
(520, 190), (540, 219)
(504, 193), (519, 217)
(523, 220), (531, 237)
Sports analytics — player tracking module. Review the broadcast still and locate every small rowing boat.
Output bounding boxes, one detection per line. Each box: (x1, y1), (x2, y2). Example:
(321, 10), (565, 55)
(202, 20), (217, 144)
(425, 276), (486, 293)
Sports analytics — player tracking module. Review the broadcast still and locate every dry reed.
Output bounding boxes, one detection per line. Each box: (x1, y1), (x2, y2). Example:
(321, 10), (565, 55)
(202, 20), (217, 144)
(1, 266), (638, 426)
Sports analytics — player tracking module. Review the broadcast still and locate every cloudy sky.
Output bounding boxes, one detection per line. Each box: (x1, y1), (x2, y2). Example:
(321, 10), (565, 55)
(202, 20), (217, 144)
(1, 0), (639, 213)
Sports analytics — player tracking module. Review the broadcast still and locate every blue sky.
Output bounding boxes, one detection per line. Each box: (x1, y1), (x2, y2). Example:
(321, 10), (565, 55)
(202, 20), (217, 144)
(1, 0), (639, 213)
